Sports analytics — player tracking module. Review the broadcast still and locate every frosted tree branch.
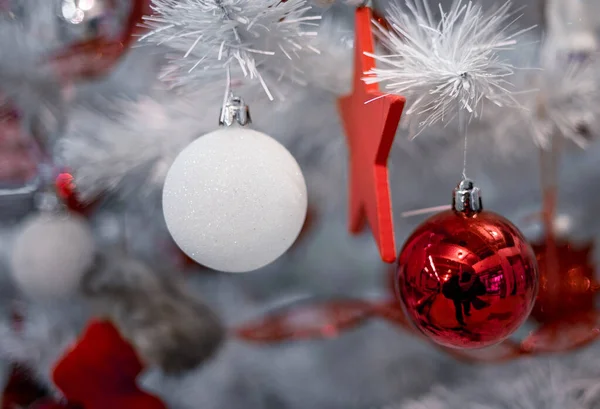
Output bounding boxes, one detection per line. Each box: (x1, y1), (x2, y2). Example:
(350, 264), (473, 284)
(0, 1), (67, 147)
(139, 0), (321, 99)
(58, 94), (211, 202)
(516, 45), (600, 149)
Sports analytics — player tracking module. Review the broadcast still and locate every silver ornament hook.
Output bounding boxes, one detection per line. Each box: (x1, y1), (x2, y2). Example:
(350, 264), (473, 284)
(218, 65), (251, 127)
(219, 96), (251, 127)
(452, 178), (482, 215)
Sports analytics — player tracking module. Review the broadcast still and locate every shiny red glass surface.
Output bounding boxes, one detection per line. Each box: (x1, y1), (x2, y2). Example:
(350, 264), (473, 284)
(396, 210), (539, 349)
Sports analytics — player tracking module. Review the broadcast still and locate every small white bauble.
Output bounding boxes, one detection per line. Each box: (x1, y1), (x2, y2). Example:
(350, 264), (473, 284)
(10, 212), (95, 299)
(162, 127), (308, 273)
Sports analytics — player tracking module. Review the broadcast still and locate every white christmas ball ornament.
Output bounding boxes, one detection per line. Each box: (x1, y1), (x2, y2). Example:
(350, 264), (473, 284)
(10, 213), (95, 299)
(163, 127), (308, 273)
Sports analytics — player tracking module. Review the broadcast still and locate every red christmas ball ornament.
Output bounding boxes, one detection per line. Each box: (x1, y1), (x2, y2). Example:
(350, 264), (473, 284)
(395, 179), (539, 349)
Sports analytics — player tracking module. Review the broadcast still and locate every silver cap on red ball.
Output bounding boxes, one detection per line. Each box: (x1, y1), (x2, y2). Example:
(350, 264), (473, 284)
(452, 178), (482, 215)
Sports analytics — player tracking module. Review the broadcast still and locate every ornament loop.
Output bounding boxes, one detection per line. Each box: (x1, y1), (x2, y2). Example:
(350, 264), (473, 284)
(453, 178), (482, 215)
(219, 97), (251, 127)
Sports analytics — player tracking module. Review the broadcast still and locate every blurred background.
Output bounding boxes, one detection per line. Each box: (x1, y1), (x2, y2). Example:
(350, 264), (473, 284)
(1, 0), (600, 408)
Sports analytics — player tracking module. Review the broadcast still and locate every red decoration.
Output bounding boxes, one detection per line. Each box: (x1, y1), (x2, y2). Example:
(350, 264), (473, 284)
(338, 7), (405, 263)
(55, 172), (94, 215)
(235, 298), (374, 342)
(30, 400), (81, 409)
(531, 238), (597, 323)
(230, 236), (598, 361)
(514, 139), (600, 353)
(52, 320), (167, 409)
(50, 0), (151, 81)
(370, 298), (412, 328)
(395, 209), (538, 349)
(230, 239), (598, 362)
(230, 156), (599, 360)
(519, 237), (600, 352)
(1, 366), (49, 409)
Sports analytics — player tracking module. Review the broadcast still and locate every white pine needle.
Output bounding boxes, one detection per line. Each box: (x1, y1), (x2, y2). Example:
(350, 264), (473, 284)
(364, 0), (533, 136)
(140, 0), (320, 99)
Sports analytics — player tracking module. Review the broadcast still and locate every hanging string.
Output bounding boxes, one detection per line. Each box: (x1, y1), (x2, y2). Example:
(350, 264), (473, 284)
(401, 102), (471, 219)
(458, 105), (468, 180)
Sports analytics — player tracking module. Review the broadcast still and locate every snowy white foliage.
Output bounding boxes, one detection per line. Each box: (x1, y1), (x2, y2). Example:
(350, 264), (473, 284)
(59, 82), (344, 203)
(393, 359), (600, 409)
(0, 0), (61, 87)
(545, 0), (597, 54)
(0, 300), (85, 391)
(58, 93), (213, 202)
(514, 45), (600, 149)
(296, 2), (354, 95)
(140, 0), (321, 99)
(0, 0), (67, 145)
(365, 0), (531, 135)
(5, 1), (600, 409)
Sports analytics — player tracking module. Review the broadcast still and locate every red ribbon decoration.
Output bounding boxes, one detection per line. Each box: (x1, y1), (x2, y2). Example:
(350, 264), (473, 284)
(235, 298), (375, 342)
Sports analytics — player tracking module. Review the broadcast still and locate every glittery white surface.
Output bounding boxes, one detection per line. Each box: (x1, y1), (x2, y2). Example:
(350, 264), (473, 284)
(10, 212), (96, 299)
(162, 127), (308, 273)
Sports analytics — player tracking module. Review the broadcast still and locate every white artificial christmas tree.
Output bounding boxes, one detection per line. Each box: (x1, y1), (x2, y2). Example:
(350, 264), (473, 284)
(0, 1), (600, 409)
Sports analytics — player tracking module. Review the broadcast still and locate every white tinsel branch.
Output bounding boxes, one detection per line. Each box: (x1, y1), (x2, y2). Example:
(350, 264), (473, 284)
(0, 301), (84, 393)
(0, 0), (66, 145)
(393, 362), (599, 409)
(139, 0), (321, 99)
(545, 0), (597, 54)
(58, 94), (210, 202)
(364, 0), (532, 136)
(516, 45), (600, 149)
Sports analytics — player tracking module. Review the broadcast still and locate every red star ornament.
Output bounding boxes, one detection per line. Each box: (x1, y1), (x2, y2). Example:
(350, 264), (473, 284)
(338, 7), (406, 263)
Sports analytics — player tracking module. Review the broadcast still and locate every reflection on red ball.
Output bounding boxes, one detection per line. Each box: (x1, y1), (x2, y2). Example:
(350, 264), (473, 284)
(396, 210), (539, 349)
